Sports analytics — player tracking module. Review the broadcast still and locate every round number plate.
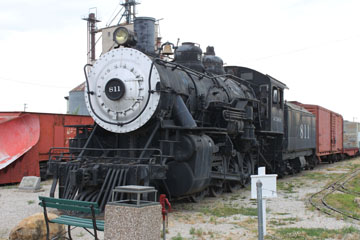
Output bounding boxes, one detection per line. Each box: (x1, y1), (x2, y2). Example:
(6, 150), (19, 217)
(105, 78), (125, 101)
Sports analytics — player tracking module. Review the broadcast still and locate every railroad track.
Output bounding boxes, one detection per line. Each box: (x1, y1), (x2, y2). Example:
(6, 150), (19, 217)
(309, 166), (360, 221)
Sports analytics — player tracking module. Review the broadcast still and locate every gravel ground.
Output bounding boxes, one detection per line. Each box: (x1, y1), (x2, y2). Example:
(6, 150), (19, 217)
(1, 158), (360, 240)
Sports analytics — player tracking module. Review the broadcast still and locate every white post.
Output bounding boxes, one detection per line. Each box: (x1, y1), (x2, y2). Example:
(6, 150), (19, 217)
(262, 199), (266, 235)
(252, 167), (276, 237)
(258, 167), (267, 236)
(256, 181), (264, 240)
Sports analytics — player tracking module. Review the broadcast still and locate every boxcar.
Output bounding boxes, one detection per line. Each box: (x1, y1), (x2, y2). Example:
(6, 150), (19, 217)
(290, 102), (343, 162)
(343, 120), (360, 157)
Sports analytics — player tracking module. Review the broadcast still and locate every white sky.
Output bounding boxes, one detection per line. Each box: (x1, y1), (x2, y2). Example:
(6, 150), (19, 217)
(0, 0), (359, 121)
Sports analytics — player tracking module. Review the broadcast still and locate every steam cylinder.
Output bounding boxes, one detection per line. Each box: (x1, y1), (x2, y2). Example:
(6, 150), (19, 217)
(134, 17), (155, 54)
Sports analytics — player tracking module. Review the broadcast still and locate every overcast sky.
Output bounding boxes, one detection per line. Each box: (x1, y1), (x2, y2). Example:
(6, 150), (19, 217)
(1, 0), (359, 121)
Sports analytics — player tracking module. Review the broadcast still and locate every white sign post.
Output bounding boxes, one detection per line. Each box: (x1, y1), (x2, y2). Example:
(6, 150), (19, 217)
(251, 167), (277, 237)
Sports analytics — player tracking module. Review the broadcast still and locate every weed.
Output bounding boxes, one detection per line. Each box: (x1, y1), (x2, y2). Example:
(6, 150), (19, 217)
(27, 200), (35, 205)
(189, 227), (195, 235)
(195, 228), (203, 237)
(343, 174), (360, 192)
(229, 194), (240, 201)
(1, 184), (17, 189)
(200, 203), (257, 217)
(274, 212), (289, 215)
(325, 193), (360, 218)
(209, 216), (217, 224)
(269, 217), (299, 226)
(272, 226), (360, 240)
(302, 172), (332, 181)
(345, 163), (360, 170)
(171, 233), (184, 240)
(277, 182), (297, 193)
(76, 232), (85, 237)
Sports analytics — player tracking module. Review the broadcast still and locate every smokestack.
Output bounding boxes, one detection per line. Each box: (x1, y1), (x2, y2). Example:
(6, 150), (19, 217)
(134, 17), (155, 55)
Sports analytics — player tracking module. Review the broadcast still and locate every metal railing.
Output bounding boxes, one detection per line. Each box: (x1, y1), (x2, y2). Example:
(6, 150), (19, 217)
(48, 147), (165, 165)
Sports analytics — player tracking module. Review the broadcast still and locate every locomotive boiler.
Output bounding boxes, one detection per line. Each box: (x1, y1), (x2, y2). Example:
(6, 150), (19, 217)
(48, 18), (259, 208)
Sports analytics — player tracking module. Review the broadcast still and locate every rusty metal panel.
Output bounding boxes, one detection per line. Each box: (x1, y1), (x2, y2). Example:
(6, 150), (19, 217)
(332, 112), (343, 152)
(0, 113), (40, 184)
(0, 112), (93, 184)
(317, 107), (331, 153)
(344, 121), (359, 149)
(0, 114), (40, 170)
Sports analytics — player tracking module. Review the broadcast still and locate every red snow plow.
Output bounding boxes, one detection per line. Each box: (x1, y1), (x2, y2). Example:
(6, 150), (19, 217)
(0, 112), (93, 184)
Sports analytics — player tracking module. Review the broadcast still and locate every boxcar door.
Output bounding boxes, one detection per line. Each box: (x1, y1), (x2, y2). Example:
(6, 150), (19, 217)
(330, 113), (336, 152)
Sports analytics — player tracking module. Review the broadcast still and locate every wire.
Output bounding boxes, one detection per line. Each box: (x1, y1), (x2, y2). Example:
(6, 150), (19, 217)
(0, 76), (72, 89)
(243, 33), (360, 63)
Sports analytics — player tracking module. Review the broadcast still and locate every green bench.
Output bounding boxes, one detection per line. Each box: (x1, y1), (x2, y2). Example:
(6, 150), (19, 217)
(39, 196), (104, 240)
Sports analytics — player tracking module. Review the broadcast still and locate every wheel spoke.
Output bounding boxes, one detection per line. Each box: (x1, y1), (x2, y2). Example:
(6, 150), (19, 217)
(209, 182), (224, 197)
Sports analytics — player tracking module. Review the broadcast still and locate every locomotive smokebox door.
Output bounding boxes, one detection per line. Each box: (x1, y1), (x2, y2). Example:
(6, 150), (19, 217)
(85, 48), (161, 133)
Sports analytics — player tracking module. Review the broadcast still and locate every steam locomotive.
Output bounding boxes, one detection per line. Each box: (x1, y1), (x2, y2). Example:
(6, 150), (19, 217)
(48, 17), (315, 209)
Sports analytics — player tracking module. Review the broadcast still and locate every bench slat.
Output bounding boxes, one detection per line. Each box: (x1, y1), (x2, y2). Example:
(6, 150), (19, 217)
(39, 196), (99, 208)
(59, 215), (104, 226)
(51, 217), (104, 231)
(39, 202), (101, 214)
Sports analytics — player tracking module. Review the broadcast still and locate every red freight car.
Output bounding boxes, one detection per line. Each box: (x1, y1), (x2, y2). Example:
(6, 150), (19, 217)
(290, 102), (343, 163)
(0, 112), (93, 184)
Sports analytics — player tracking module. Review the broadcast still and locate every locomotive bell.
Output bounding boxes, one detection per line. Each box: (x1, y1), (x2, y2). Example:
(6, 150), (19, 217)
(162, 43), (173, 55)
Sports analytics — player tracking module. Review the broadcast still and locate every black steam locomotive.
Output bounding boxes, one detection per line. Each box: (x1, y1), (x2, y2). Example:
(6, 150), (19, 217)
(48, 17), (315, 209)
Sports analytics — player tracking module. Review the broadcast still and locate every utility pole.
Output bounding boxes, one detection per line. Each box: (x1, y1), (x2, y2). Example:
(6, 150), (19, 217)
(119, 0), (139, 24)
(24, 103), (27, 112)
(83, 9), (100, 64)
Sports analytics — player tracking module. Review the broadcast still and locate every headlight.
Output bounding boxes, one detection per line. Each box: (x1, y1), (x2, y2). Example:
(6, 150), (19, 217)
(113, 27), (136, 46)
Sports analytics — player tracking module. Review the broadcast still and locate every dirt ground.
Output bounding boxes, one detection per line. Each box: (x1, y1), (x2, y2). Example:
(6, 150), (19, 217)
(1, 158), (360, 240)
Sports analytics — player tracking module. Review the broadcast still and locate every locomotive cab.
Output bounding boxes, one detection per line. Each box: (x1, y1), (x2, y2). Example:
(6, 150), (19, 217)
(224, 66), (287, 134)
(224, 66), (290, 174)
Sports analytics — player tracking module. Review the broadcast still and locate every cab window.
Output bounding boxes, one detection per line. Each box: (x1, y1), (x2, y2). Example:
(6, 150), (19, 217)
(272, 87), (278, 104)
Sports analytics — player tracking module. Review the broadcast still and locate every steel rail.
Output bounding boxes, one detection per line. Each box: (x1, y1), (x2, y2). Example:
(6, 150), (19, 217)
(308, 167), (360, 220)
